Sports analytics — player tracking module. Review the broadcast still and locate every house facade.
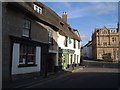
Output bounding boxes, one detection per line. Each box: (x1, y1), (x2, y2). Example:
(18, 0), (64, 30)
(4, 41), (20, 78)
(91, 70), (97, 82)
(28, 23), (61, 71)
(2, 2), (81, 83)
(2, 2), (51, 81)
(57, 12), (81, 70)
(92, 26), (119, 62)
(81, 41), (92, 60)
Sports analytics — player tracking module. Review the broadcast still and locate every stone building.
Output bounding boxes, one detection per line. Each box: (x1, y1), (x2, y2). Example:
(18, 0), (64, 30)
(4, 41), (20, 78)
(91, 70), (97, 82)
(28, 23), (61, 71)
(92, 26), (119, 62)
(118, 22), (120, 62)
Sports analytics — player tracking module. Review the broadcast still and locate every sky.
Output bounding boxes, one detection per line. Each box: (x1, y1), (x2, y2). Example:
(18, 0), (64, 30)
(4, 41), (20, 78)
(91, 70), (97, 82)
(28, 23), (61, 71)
(42, 2), (118, 46)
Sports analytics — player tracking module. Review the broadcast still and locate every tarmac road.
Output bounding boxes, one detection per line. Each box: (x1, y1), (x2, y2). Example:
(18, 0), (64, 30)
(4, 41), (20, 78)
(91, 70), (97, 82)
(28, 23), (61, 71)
(25, 67), (119, 88)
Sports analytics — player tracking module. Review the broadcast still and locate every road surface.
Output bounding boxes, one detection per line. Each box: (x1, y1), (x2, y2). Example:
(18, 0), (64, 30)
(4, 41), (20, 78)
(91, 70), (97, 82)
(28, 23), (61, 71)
(25, 67), (119, 88)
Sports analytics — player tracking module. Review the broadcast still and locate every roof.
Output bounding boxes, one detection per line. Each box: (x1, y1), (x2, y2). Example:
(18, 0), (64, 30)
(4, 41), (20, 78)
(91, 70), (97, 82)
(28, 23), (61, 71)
(83, 41), (92, 47)
(8, 2), (80, 41)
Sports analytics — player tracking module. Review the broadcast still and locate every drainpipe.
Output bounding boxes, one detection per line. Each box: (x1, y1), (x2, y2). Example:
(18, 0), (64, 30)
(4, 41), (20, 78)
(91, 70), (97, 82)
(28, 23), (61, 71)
(118, 2), (120, 63)
(44, 44), (49, 78)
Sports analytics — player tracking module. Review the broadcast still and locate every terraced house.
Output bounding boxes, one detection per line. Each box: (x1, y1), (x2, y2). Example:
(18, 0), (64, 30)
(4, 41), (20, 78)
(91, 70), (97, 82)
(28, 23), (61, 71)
(2, 2), (81, 83)
(58, 12), (81, 70)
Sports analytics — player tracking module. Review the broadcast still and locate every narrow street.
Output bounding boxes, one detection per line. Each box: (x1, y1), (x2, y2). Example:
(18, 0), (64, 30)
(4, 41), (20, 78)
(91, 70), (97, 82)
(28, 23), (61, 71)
(23, 60), (119, 88)
(1, 2), (120, 90)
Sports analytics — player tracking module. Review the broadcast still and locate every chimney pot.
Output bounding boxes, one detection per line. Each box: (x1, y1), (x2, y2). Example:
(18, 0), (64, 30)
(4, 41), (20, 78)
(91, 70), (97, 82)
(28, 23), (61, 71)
(62, 11), (68, 23)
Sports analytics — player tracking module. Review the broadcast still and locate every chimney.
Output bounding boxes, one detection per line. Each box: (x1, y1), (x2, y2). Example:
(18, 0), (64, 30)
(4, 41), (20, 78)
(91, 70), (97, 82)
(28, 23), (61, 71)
(62, 12), (68, 23)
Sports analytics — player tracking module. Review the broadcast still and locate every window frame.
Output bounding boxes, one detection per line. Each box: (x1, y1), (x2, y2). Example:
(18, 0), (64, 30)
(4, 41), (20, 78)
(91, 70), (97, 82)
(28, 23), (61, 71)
(112, 37), (116, 43)
(19, 44), (36, 67)
(22, 18), (31, 38)
(103, 42), (107, 46)
(33, 4), (43, 14)
(48, 31), (53, 45)
(64, 36), (68, 47)
(73, 39), (76, 48)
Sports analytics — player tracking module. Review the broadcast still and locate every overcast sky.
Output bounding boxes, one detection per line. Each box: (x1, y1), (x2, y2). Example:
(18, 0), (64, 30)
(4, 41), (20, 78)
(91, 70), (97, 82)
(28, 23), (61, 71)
(42, 2), (118, 46)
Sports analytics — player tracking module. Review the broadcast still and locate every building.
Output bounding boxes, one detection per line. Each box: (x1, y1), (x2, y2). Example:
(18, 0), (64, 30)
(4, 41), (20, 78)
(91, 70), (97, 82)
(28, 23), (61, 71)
(118, 2), (120, 62)
(57, 12), (81, 70)
(2, 2), (81, 83)
(92, 26), (119, 62)
(81, 41), (92, 60)
(2, 2), (50, 81)
(117, 22), (120, 62)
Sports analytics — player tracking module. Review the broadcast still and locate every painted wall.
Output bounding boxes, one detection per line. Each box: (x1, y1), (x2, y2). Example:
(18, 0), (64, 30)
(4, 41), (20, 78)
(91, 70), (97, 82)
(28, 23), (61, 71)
(2, 4), (48, 80)
(82, 44), (92, 59)
(57, 32), (81, 66)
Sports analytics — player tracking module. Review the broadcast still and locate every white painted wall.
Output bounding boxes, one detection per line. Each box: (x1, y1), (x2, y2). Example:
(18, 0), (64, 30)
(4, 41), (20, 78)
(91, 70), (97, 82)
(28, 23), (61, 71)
(57, 32), (81, 65)
(82, 44), (92, 59)
(12, 43), (41, 75)
(88, 45), (92, 59)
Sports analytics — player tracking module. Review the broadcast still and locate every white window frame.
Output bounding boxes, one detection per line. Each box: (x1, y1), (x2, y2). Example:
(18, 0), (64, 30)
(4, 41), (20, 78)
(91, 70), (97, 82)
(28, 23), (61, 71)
(33, 4), (43, 14)
(48, 31), (52, 44)
(23, 19), (31, 37)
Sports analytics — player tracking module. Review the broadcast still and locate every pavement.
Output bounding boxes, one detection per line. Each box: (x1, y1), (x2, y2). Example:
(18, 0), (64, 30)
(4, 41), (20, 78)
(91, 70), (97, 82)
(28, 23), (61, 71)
(2, 65), (84, 89)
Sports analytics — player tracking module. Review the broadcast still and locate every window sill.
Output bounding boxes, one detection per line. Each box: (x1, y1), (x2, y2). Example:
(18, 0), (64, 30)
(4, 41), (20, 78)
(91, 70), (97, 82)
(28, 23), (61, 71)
(22, 36), (31, 39)
(18, 64), (37, 68)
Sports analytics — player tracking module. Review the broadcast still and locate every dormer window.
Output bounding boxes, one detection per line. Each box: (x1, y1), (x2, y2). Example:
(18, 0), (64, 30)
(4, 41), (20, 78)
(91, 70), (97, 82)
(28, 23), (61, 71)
(110, 29), (116, 33)
(68, 27), (71, 30)
(33, 4), (43, 14)
(102, 30), (107, 34)
(60, 22), (64, 26)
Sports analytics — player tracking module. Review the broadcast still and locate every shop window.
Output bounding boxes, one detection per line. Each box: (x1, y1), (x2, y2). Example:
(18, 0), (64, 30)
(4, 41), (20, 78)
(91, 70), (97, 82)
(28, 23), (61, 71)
(19, 44), (36, 65)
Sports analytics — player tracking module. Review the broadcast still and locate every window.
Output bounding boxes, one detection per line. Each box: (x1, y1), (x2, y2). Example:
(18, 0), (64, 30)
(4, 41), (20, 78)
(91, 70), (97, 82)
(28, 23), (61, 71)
(64, 36), (68, 47)
(19, 44), (36, 65)
(60, 22), (64, 26)
(48, 31), (53, 45)
(34, 4), (43, 14)
(23, 19), (31, 37)
(68, 27), (71, 30)
(102, 30), (107, 34)
(97, 30), (99, 33)
(112, 37), (116, 43)
(74, 39), (76, 48)
(103, 42), (107, 46)
(102, 36), (105, 40)
(110, 29), (117, 33)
